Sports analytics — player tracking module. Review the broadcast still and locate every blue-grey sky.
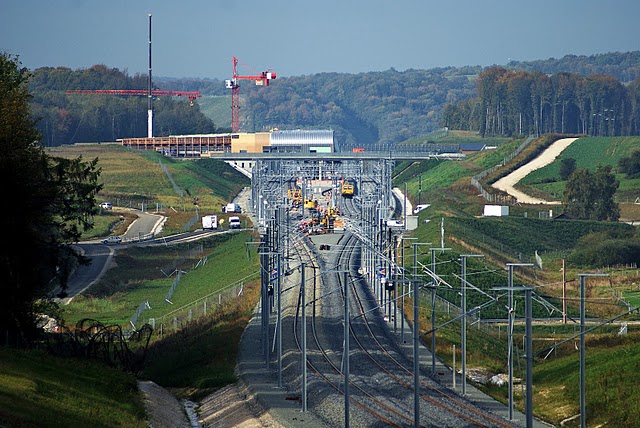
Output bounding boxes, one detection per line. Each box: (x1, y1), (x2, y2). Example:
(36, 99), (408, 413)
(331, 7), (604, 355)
(2, 0), (639, 80)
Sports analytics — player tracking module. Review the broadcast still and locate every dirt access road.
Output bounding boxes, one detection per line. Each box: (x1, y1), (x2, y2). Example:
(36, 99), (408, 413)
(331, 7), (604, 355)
(492, 137), (578, 204)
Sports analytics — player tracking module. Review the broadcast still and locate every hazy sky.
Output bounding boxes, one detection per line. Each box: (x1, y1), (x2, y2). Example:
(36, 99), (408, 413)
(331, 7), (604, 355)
(2, 0), (639, 80)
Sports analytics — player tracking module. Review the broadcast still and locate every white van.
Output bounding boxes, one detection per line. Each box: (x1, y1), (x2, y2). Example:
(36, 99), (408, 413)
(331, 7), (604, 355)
(229, 216), (241, 229)
(225, 203), (241, 213)
(202, 215), (218, 230)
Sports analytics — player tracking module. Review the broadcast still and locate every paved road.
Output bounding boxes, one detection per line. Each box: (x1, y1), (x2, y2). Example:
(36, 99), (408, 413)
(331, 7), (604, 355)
(56, 209), (166, 303)
(492, 137), (578, 204)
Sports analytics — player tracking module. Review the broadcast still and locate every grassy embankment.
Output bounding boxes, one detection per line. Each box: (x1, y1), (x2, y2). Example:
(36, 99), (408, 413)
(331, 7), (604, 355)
(1, 145), (259, 425)
(197, 95), (231, 130)
(47, 144), (249, 238)
(518, 136), (640, 203)
(0, 347), (147, 428)
(394, 134), (640, 426)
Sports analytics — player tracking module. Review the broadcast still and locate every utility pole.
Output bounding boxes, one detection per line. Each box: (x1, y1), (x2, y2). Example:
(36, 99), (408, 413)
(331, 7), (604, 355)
(147, 14), (153, 138)
(506, 262), (533, 420)
(301, 262), (307, 412)
(579, 273), (608, 428)
(460, 254), (483, 395)
(430, 247), (451, 374)
(343, 271), (350, 427)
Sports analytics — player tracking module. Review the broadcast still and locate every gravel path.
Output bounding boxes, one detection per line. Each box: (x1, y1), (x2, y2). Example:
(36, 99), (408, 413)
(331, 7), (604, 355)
(137, 381), (191, 428)
(492, 137), (578, 204)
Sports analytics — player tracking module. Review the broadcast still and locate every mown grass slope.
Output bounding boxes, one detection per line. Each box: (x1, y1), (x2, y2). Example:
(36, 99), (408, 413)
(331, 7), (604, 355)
(0, 348), (146, 428)
(520, 136), (640, 201)
(395, 134), (640, 426)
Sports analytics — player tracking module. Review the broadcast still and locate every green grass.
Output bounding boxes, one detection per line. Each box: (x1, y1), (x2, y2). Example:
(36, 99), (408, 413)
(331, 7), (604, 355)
(519, 136), (640, 200)
(533, 332), (640, 426)
(63, 232), (259, 327)
(623, 290), (640, 308)
(0, 348), (146, 428)
(140, 279), (261, 400)
(197, 95), (231, 129)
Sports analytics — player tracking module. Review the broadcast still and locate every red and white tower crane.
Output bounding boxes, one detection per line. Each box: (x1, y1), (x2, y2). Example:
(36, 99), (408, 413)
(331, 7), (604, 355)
(225, 56), (276, 133)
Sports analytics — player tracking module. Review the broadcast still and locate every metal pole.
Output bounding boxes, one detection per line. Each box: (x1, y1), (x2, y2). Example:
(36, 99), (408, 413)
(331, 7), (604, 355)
(344, 271), (350, 427)
(429, 247), (450, 374)
(412, 243), (420, 428)
(507, 264), (514, 420)
(580, 275), (586, 428)
(393, 236), (398, 332)
(301, 262), (307, 412)
(506, 262), (533, 420)
(277, 253), (282, 388)
(431, 248), (437, 374)
(413, 280), (420, 428)
(261, 238), (269, 367)
(401, 240), (405, 343)
(460, 254), (483, 396)
(525, 287), (533, 428)
(461, 255), (467, 396)
(562, 259), (567, 324)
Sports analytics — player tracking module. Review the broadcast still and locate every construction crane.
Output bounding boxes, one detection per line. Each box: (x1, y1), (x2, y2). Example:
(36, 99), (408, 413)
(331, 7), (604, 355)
(65, 14), (201, 138)
(225, 56), (276, 133)
(66, 89), (201, 103)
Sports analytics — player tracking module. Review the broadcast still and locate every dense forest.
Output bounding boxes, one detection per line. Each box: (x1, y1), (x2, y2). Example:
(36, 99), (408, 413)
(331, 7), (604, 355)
(29, 65), (218, 146)
(29, 51), (640, 147)
(443, 66), (640, 137)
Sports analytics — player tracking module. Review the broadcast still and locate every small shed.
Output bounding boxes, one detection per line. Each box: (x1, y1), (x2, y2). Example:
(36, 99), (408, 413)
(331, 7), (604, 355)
(459, 142), (487, 155)
(483, 205), (509, 217)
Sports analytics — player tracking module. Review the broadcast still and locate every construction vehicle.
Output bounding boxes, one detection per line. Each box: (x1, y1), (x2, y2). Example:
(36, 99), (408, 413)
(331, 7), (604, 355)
(288, 188), (302, 201)
(341, 179), (355, 197)
(304, 199), (318, 210)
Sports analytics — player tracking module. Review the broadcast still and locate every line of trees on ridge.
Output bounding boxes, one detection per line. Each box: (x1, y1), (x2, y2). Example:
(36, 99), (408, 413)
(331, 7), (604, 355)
(29, 65), (219, 146)
(442, 66), (640, 137)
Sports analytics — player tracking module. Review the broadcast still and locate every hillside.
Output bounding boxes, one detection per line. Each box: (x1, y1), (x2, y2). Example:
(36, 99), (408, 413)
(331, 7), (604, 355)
(31, 51), (640, 148)
(518, 136), (640, 201)
(6, 137), (640, 427)
(157, 51), (640, 147)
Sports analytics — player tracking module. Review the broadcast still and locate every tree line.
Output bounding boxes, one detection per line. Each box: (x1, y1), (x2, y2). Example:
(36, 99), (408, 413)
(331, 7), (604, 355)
(443, 66), (640, 137)
(29, 65), (219, 146)
(29, 51), (640, 147)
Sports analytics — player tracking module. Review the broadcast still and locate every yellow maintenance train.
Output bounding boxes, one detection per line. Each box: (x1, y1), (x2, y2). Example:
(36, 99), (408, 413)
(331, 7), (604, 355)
(341, 179), (355, 197)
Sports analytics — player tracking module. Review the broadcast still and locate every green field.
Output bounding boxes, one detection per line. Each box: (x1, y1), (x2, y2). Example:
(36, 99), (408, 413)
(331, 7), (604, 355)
(63, 232), (259, 328)
(520, 136), (640, 200)
(7, 135), (639, 427)
(197, 95), (231, 129)
(0, 348), (146, 428)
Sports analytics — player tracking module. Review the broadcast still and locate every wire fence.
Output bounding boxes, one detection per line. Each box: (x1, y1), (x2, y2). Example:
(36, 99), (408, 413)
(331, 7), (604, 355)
(470, 135), (536, 205)
(147, 272), (260, 338)
(159, 159), (184, 199)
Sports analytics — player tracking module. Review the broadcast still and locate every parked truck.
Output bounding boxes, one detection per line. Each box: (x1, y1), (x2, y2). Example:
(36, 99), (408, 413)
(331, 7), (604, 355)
(224, 203), (241, 213)
(202, 215), (218, 230)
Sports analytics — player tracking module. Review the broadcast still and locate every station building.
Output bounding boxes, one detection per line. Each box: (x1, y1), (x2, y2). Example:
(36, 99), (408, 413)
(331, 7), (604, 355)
(118, 129), (334, 157)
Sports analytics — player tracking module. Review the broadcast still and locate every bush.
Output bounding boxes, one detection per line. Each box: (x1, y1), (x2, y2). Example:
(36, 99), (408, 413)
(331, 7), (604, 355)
(569, 238), (640, 267)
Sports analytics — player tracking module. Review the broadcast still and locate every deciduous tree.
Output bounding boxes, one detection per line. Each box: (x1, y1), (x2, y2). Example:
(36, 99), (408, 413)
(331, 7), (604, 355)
(562, 166), (619, 221)
(0, 53), (102, 344)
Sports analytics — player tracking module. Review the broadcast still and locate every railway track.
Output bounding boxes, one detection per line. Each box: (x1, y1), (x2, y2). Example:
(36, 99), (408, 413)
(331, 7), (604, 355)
(335, 232), (516, 427)
(285, 225), (516, 427)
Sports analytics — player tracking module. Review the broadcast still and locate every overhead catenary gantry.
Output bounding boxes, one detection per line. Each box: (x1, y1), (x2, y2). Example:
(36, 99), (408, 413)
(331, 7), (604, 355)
(250, 158), (396, 230)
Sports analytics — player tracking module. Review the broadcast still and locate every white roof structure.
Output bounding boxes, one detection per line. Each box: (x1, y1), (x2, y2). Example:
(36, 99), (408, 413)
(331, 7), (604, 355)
(269, 130), (334, 147)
